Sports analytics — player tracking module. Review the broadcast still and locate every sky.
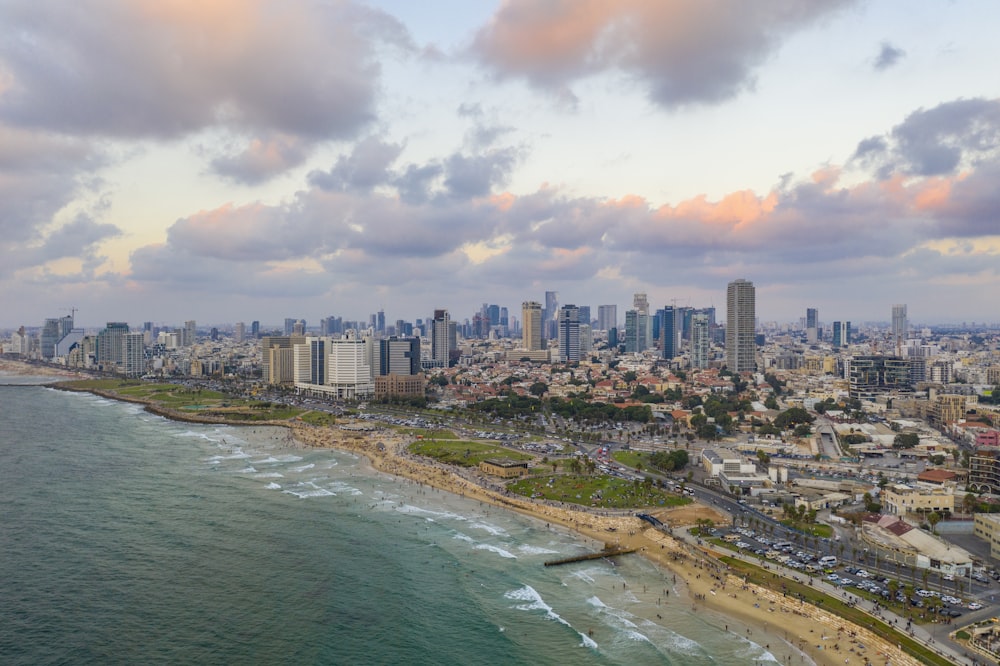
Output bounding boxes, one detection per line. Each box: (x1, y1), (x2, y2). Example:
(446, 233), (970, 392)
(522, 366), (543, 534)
(2, 0), (999, 329)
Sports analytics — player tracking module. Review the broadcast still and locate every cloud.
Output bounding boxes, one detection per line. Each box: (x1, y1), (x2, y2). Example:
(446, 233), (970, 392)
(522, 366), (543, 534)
(853, 98), (1000, 177)
(471, 0), (855, 107)
(0, 0), (409, 141)
(872, 41), (906, 71)
(210, 134), (312, 185)
(120, 96), (1000, 319)
(307, 136), (404, 192)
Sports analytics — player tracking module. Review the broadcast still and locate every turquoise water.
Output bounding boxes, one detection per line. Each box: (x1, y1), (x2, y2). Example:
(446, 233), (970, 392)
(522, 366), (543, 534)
(0, 382), (788, 665)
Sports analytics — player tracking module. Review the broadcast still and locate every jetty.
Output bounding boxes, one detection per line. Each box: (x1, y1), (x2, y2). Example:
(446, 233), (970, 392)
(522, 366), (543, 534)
(544, 545), (638, 567)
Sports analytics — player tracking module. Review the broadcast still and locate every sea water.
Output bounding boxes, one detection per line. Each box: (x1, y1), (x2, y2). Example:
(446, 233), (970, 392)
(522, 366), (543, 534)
(0, 382), (790, 665)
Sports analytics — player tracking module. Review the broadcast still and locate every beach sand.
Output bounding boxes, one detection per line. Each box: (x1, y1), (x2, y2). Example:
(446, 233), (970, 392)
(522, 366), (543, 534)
(291, 420), (925, 666)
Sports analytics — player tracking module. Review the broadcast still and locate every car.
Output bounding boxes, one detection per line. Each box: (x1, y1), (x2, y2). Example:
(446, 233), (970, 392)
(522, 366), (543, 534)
(969, 602), (984, 610)
(826, 573), (840, 582)
(943, 574), (955, 581)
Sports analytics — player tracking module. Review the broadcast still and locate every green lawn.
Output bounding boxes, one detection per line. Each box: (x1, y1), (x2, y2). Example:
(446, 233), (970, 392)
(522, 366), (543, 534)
(779, 520), (833, 538)
(718, 557), (953, 666)
(408, 440), (532, 467)
(507, 474), (691, 509)
(397, 428), (457, 439)
(611, 450), (649, 469)
(298, 411), (337, 427)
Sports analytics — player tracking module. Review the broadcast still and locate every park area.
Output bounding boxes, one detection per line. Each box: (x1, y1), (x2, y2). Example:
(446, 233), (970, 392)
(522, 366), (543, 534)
(408, 438), (532, 467)
(507, 474), (691, 510)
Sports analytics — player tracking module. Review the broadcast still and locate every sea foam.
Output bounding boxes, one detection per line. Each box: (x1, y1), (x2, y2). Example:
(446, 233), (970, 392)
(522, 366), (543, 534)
(474, 543), (517, 559)
(505, 585), (598, 649)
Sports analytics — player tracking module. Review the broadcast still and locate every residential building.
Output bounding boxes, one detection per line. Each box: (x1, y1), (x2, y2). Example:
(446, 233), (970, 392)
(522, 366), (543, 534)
(660, 306), (678, 360)
(881, 483), (955, 517)
(691, 313), (710, 369)
(969, 448), (1000, 493)
(725, 278), (756, 373)
(891, 304), (908, 354)
(847, 355), (910, 401)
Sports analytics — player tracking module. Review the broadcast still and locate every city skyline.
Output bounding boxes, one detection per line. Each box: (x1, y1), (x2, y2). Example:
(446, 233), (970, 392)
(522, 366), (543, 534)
(2, 2), (999, 326)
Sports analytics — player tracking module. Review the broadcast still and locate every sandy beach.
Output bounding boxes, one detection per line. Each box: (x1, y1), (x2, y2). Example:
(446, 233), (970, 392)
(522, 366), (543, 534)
(290, 420), (925, 666)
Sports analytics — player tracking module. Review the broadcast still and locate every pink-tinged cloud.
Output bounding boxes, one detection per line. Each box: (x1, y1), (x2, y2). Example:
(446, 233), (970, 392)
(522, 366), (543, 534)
(472, 0), (855, 107)
(210, 133), (311, 184)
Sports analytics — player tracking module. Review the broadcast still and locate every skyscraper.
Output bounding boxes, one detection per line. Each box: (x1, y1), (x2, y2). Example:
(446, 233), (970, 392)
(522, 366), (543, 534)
(521, 301), (543, 351)
(726, 279), (756, 373)
(660, 306), (678, 360)
(431, 309), (450, 366)
(691, 313), (710, 369)
(806, 308), (818, 344)
(597, 305), (617, 331)
(891, 304), (908, 353)
(832, 321), (851, 347)
(624, 309), (647, 353)
(557, 304), (580, 363)
(543, 291), (559, 340)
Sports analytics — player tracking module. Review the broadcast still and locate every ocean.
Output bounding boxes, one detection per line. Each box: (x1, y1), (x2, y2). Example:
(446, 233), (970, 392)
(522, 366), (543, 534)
(0, 381), (789, 665)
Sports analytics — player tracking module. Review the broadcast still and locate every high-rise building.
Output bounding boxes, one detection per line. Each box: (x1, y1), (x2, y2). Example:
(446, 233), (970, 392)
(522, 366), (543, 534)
(691, 313), (710, 369)
(375, 337), (421, 376)
(577, 305), (591, 328)
(234, 322), (246, 342)
(848, 355), (911, 401)
(597, 305), (617, 331)
(41, 316), (73, 359)
(284, 318), (297, 336)
(251, 321), (260, 339)
(183, 320), (197, 347)
(725, 279), (756, 373)
(431, 309), (450, 366)
(891, 304), (908, 352)
(832, 321), (851, 348)
(624, 309), (648, 353)
(521, 301), (543, 351)
(660, 306), (678, 360)
(543, 291), (559, 340)
(806, 308), (819, 344)
(557, 304), (580, 363)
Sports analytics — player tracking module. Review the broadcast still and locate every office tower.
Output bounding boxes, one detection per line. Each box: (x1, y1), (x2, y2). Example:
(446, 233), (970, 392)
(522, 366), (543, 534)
(377, 310), (385, 333)
(577, 305), (591, 328)
(284, 318), (296, 336)
(725, 278), (756, 373)
(522, 301), (543, 351)
(891, 304), (908, 352)
(260, 335), (307, 384)
(431, 309), (450, 366)
(182, 320), (196, 347)
(608, 327), (619, 348)
(499, 307), (509, 329)
(660, 306), (678, 360)
(832, 321), (851, 348)
(557, 304), (580, 363)
(691, 313), (709, 369)
(39, 314), (75, 358)
(580, 325), (592, 355)
(542, 290), (558, 337)
(632, 293), (652, 350)
(375, 337), (421, 376)
(597, 305), (617, 331)
(624, 309), (648, 353)
(251, 321), (260, 339)
(806, 308), (818, 344)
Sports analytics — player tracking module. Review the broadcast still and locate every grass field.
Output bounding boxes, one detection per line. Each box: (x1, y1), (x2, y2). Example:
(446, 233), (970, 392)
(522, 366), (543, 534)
(408, 439), (532, 467)
(397, 428), (457, 439)
(61, 380), (306, 422)
(780, 519), (833, 539)
(507, 474), (691, 509)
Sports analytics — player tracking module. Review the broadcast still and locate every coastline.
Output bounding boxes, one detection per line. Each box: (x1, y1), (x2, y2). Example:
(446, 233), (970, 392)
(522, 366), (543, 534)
(21, 370), (921, 666)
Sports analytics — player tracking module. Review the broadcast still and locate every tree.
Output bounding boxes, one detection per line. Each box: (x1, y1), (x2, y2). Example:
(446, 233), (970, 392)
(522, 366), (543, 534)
(892, 432), (919, 449)
(773, 407), (815, 429)
(793, 423), (812, 437)
(927, 511), (942, 534)
(529, 381), (548, 397)
(764, 395), (779, 410)
(622, 370), (638, 383)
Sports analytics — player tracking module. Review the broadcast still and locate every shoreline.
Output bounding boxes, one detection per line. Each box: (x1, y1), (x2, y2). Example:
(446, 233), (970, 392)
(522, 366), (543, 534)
(23, 371), (923, 666)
